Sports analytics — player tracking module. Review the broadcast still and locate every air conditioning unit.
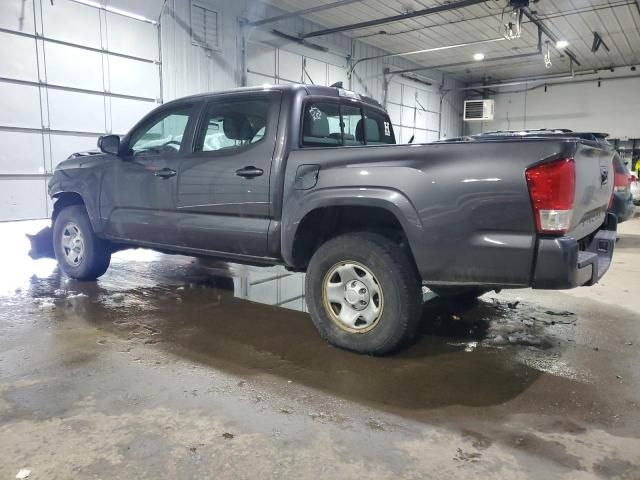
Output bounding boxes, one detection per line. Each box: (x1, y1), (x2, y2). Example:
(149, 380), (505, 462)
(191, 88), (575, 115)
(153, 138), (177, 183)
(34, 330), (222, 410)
(464, 99), (495, 121)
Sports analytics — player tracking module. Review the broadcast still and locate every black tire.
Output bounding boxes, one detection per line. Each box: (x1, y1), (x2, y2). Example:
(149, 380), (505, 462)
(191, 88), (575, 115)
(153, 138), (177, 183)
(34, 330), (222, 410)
(53, 205), (111, 280)
(429, 286), (487, 305)
(305, 232), (422, 355)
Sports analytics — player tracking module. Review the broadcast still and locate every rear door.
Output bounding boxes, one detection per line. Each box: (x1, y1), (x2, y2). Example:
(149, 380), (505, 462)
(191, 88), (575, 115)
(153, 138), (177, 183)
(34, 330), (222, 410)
(176, 91), (281, 256)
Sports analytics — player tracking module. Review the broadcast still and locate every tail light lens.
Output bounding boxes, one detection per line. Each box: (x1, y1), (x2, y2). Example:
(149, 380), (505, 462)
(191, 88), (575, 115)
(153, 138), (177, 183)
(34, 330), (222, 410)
(614, 171), (630, 193)
(525, 158), (575, 235)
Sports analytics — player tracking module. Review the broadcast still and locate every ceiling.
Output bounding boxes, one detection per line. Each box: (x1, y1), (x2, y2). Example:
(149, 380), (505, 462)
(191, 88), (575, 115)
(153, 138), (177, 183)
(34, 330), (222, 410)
(264, 0), (640, 82)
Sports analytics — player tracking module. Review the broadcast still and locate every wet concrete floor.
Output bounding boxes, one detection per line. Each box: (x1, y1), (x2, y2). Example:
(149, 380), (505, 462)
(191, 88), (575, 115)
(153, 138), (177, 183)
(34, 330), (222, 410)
(1, 216), (640, 479)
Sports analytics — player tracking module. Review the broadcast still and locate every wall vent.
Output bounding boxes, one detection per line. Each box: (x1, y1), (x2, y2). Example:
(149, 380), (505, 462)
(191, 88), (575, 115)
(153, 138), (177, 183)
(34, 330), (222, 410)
(191, 2), (220, 51)
(464, 99), (495, 121)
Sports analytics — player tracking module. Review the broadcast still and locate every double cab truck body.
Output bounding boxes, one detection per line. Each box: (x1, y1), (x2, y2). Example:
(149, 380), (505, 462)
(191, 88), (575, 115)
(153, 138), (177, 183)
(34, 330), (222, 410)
(46, 84), (617, 354)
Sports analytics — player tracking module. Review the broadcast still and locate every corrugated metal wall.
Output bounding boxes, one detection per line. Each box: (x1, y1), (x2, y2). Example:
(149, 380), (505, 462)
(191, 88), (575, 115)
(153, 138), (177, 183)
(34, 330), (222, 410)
(160, 0), (463, 140)
(0, 0), (161, 221)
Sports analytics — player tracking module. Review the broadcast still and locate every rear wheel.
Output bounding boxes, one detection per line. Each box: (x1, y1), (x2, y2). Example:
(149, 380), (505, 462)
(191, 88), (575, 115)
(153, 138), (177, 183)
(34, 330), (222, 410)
(53, 205), (111, 280)
(305, 233), (422, 355)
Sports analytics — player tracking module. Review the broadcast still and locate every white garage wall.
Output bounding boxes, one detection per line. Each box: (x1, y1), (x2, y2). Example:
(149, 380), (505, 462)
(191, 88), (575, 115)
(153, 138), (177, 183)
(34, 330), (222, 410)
(465, 72), (640, 138)
(0, 0), (161, 221)
(160, 0), (240, 97)
(160, 0), (463, 141)
(387, 76), (441, 144)
(244, 36), (350, 90)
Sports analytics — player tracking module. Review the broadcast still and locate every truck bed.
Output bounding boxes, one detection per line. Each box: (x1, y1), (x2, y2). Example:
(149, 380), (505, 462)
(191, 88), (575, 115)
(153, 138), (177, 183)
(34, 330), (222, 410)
(282, 137), (615, 288)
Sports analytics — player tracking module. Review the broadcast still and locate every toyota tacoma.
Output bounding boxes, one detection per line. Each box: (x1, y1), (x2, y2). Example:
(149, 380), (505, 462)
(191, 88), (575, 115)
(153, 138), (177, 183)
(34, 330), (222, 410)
(43, 84), (617, 354)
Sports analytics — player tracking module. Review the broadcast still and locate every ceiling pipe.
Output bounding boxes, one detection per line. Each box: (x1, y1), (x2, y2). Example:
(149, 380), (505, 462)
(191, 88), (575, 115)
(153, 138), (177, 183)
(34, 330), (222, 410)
(349, 37), (505, 78)
(521, 7), (581, 66)
(270, 29), (329, 52)
(248, 0), (362, 27)
(300, 0), (488, 39)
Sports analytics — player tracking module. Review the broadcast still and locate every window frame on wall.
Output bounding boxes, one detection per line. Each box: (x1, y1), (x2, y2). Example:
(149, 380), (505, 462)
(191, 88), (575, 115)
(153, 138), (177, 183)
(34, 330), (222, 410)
(190, 1), (221, 52)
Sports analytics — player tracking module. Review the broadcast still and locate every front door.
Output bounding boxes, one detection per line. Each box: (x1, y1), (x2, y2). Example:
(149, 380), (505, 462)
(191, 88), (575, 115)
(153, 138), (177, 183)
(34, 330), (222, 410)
(176, 91), (281, 257)
(101, 103), (197, 246)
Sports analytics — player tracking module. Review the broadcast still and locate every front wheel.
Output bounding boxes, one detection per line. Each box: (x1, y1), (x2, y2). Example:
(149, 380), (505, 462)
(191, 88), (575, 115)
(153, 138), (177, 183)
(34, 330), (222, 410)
(53, 205), (111, 280)
(305, 233), (422, 355)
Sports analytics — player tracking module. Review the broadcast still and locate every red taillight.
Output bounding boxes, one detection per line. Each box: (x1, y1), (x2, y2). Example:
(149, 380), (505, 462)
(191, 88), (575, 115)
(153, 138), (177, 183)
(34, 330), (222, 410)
(614, 171), (630, 193)
(614, 172), (630, 187)
(525, 157), (575, 235)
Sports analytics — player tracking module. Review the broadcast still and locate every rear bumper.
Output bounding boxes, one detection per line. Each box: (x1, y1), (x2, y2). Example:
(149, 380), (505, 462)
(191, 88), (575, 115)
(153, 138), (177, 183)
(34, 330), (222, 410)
(532, 213), (617, 289)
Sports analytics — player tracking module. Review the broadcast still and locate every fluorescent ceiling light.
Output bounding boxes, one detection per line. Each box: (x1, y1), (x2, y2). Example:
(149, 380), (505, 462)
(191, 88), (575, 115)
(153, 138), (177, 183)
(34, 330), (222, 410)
(70, 0), (157, 24)
(473, 53), (485, 61)
(555, 40), (569, 49)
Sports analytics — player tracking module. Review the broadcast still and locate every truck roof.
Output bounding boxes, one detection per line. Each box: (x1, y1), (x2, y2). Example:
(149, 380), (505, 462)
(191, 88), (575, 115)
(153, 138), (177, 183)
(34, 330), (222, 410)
(165, 83), (385, 110)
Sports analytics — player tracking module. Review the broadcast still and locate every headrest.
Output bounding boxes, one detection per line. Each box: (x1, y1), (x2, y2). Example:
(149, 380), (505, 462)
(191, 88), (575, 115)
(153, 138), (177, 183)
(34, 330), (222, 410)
(223, 113), (254, 141)
(305, 106), (330, 138)
(356, 118), (380, 143)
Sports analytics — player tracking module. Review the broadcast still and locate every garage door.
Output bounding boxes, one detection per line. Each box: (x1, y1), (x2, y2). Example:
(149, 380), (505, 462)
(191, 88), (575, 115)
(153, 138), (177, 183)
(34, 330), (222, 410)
(246, 41), (348, 89)
(387, 77), (440, 144)
(0, 0), (161, 221)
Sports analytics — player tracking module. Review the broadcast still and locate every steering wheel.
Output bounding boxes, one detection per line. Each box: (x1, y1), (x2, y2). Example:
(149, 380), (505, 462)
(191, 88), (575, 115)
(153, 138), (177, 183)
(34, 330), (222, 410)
(162, 140), (181, 150)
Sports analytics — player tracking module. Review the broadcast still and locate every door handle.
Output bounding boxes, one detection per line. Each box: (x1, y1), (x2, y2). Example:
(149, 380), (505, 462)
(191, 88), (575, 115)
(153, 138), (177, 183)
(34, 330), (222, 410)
(154, 167), (176, 179)
(236, 166), (264, 178)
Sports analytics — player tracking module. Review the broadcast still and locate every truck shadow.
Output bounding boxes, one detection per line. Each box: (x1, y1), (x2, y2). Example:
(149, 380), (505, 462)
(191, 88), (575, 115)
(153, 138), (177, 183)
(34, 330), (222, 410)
(23, 251), (579, 417)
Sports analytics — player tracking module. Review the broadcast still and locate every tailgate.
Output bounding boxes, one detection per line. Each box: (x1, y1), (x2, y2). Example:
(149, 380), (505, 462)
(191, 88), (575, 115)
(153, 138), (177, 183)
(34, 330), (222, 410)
(568, 142), (615, 240)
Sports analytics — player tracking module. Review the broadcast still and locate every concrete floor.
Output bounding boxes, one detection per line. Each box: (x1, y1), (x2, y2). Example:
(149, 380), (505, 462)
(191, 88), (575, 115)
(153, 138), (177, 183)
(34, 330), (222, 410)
(1, 214), (639, 479)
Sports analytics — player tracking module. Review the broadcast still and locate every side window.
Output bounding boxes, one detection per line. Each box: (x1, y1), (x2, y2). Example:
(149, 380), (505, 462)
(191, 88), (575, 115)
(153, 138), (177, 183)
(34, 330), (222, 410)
(342, 105), (364, 146)
(130, 107), (192, 155)
(362, 108), (396, 145)
(302, 102), (341, 146)
(195, 98), (270, 152)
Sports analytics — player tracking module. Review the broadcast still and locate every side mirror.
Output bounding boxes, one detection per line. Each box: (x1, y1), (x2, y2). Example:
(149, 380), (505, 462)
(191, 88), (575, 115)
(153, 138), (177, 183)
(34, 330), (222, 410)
(97, 135), (120, 155)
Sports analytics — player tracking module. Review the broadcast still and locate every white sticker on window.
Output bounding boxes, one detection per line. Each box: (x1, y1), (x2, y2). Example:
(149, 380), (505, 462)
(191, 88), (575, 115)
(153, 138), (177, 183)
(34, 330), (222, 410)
(309, 106), (323, 121)
(384, 121), (390, 136)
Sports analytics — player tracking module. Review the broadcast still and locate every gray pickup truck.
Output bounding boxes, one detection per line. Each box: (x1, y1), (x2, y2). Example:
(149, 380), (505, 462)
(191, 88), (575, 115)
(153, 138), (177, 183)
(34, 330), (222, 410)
(45, 84), (617, 354)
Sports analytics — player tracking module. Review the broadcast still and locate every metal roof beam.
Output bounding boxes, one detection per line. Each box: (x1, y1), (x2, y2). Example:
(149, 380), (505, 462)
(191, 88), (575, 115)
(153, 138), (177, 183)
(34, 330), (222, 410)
(349, 37), (505, 76)
(385, 51), (542, 76)
(458, 71), (640, 91)
(300, 0), (488, 38)
(521, 8), (581, 67)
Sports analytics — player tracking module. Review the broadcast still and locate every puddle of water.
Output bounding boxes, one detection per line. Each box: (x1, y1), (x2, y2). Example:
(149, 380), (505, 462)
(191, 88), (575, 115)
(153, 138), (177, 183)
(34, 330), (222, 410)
(2, 221), (581, 353)
(0, 220), (596, 407)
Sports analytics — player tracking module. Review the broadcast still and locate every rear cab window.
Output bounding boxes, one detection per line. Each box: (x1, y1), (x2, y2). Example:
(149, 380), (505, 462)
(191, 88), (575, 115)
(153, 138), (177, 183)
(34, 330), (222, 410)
(362, 108), (395, 145)
(302, 99), (395, 147)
